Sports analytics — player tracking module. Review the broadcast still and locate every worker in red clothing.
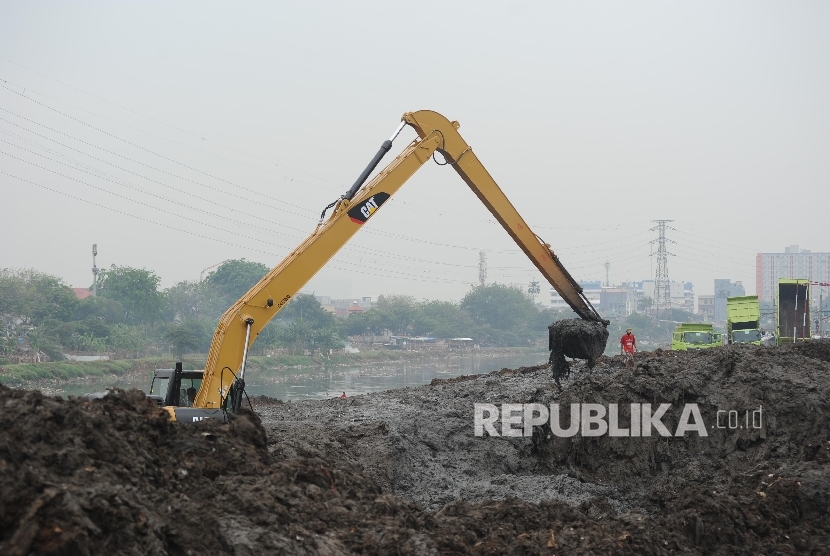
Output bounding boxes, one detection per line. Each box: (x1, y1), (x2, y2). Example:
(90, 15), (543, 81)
(620, 327), (637, 368)
(340, 392), (347, 399)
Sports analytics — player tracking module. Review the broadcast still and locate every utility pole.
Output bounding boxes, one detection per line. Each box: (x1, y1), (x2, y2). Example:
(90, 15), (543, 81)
(478, 251), (487, 286)
(650, 220), (674, 321)
(91, 244), (99, 297)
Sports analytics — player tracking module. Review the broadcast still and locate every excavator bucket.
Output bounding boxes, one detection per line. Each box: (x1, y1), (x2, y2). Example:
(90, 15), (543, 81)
(548, 319), (609, 383)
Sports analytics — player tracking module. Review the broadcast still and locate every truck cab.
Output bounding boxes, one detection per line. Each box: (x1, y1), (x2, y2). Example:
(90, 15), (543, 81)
(726, 295), (762, 346)
(731, 329), (762, 344)
(671, 323), (722, 351)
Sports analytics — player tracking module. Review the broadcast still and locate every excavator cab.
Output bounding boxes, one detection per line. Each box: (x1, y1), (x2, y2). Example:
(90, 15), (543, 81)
(149, 365), (203, 407)
(149, 363), (227, 423)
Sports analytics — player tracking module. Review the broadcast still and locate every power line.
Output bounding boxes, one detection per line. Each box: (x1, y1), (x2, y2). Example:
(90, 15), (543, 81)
(0, 94), (324, 215)
(0, 133), (577, 281)
(0, 112), (594, 257)
(1, 80), (700, 281)
(4, 136), (534, 280)
(0, 74), (667, 235)
(0, 112), (317, 216)
(2, 93), (665, 260)
(0, 77), (347, 195)
(0, 57), (342, 186)
(0, 69), (661, 233)
(1, 151), (302, 250)
(0, 171), (483, 287)
(0, 137), (503, 275)
(1, 137), (307, 238)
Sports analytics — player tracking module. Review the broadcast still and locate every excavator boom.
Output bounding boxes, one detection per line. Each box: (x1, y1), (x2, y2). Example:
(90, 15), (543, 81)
(192, 110), (605, 413)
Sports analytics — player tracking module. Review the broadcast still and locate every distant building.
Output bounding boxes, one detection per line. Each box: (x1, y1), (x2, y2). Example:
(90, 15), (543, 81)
(549, 281), (601, 311)
(346, 303), (364, 316)
(600, 288), (629, 316)
(641, 280), (695, 314)
(698, 294), (714, 318)
(72, 288), (93, 300)
(597, 281), (641, 317)
(714, 279), (745, 322)
(684, 282), (695, 313)
(553, 279), (693, 317)
(756, 245), (830, 310)
(312, 294), (374, 317)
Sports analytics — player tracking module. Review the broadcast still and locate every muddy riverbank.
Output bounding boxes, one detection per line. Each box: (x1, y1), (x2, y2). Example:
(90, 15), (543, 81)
(1, 342), (828, 554)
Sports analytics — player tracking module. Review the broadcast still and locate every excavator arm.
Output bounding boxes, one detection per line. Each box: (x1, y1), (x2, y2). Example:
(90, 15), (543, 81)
(192, 110), (605, 412)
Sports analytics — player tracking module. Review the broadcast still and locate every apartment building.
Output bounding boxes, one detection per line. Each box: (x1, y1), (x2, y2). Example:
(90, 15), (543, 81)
(756, 246), (830, 309)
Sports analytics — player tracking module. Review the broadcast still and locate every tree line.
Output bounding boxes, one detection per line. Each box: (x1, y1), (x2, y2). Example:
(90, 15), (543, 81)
(0, 260), (568, 363)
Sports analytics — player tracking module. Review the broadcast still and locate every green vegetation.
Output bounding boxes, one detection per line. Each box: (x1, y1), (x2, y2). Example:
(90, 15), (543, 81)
(345, 284), (565, 347)
(2, 258), (707, 379)
(2, 260), (568, 371)
(97, 265), (164, 325)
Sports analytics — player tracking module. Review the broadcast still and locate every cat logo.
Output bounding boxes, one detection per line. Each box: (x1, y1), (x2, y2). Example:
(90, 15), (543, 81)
(348, 192), (390, 225)
(360, 197), (379, 219)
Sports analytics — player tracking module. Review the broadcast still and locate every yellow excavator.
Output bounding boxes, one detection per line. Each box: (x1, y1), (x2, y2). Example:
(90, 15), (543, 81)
(152, 110), (608, 422)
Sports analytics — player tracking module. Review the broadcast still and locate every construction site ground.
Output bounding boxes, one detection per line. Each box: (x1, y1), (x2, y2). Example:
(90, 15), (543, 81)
(2, 341), (829, 554)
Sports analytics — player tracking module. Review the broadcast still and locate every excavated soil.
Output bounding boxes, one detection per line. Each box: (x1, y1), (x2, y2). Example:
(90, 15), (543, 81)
(2, 341), (829, 554)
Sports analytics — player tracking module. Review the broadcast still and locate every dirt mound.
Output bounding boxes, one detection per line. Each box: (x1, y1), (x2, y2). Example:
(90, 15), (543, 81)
(533, 345), (830, 495)
(527, 344), (830, 551)
(8, 383), (790, 556)
(0, 386), (447, 555)
(0, 384), (714, 555)
(262, 342), (830, 553)
(783, 337), (830, 363)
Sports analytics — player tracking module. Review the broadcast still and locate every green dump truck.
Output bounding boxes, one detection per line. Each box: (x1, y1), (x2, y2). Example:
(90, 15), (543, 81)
(726, 295), (762, 345)
(671, 323), (722, 351)
(777, 279), (810, 345)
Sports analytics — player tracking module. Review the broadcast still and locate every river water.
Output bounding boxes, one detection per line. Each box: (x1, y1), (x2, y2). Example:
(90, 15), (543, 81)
(44, 352), (548, 401)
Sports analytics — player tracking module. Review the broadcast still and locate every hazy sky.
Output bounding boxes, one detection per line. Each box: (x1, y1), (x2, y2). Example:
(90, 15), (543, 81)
(2, 1), (828, 304)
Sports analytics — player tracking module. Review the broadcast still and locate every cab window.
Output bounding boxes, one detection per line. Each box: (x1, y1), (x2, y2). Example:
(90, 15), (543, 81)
(178, 375), (203, 407)
(150, 376), (169, 397)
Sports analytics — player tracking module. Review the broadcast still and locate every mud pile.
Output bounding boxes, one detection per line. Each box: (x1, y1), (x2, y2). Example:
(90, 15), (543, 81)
(2, 341), (829, 554)
(0, 384), (702, 555)
(534, 344), (830, 499)
(262, 342), (830, 553)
